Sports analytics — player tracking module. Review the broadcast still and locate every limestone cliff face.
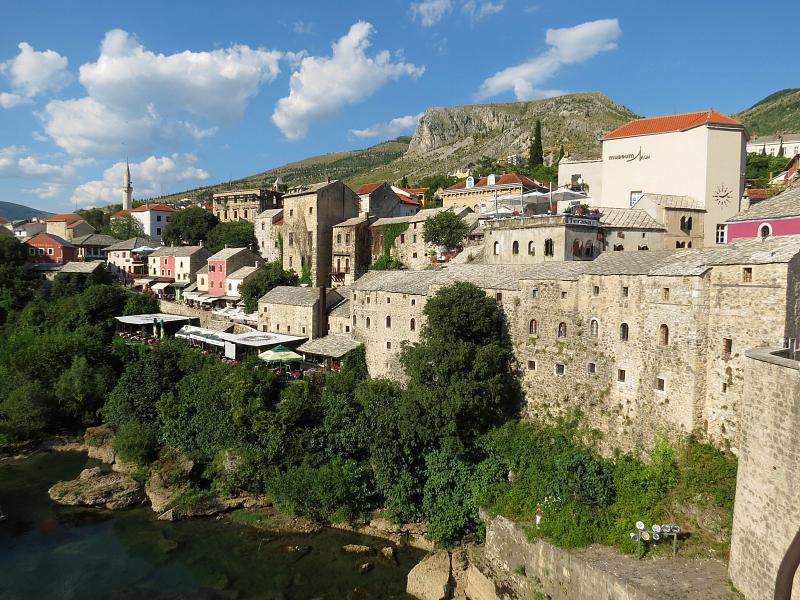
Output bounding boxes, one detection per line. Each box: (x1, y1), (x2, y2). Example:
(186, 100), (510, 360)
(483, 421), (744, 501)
(405, 92), (637, 165)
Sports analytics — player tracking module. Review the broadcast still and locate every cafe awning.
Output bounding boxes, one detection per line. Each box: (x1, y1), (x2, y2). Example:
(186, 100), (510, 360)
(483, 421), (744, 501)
(258, 344), (303, 364)
(151, 282), (172, 292)
(133, 278), (155, 286)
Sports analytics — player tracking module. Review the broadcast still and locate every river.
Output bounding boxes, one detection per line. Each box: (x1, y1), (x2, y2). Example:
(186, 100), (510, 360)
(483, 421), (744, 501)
(0, 451), (423, 600)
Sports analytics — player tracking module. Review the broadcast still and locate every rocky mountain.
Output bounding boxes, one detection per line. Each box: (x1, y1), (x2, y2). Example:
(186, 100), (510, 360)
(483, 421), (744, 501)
(735, 88), (800, 136)
(0, 201), (52, 220)
(149, 92), (636, 204)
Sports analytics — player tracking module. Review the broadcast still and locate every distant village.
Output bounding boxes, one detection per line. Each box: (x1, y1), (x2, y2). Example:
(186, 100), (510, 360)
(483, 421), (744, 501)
(3, 108), (800, 598)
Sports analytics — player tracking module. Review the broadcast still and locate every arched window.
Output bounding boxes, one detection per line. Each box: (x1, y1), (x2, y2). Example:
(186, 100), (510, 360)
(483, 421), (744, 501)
(386, 315), (391, 328)
(544, 238), (554, 257)
(659, 324), (669, 346)
(572, 240), (581, 256)
(528, 241), (535, 255)
(680, 216), (686, 230)
(529, 319), (538, 335)
(619, 322), (629, 341)
(686, 217), (693, 231)
(557, 322), (567, 338)
(584, 242), (593, 257)
(410, 318), (416, 332)
(759, 223), (772, 238)
(590, 319), (598, 337)
(493, 241), (500, 255)
(512, 241), (519, 255)
(366, 317), (371, 329)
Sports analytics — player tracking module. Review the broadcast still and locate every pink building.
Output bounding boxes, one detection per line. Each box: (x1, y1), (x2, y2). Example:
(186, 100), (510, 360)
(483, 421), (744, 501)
(726, 186), (800, 242)
(206, 247), (258, 296)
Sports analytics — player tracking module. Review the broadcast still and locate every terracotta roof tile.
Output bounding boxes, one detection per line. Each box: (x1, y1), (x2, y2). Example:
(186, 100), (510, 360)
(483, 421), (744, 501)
(356, 182), (384, 195)
(745, 188), (769, 200)
(603, 109), (742, 140)
(46, 213), (81, 223)
(111, 209), (132, 218)
(131, 203), (176, 213)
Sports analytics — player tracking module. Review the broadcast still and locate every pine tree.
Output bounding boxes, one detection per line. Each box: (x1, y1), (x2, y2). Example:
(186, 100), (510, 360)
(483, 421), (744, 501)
(529, 120), (544, 167)
(557, 145), (565, 163)
(400, 175), (409, 188)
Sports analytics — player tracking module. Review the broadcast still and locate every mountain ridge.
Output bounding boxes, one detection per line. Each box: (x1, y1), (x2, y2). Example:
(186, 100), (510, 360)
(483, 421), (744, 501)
(0, 201), (53, 221)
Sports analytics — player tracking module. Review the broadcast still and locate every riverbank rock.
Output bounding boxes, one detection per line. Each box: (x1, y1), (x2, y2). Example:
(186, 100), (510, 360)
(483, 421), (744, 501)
(48, 467), (145, 510)
(85, 425), (116, 464)
(145, 448), (195, 514)
(406, 551), (452, 600)
(342, 544), (374, 555)
(381, 546), (397, 563)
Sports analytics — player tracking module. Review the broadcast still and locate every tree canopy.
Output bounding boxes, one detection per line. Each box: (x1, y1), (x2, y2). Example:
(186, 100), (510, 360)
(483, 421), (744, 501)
(207, 221), (256, 253)
(108, 214), (145, 240)
(162, 207), (220, 245)
(422, 211), (469, 250)
(238, 261), (300, 313)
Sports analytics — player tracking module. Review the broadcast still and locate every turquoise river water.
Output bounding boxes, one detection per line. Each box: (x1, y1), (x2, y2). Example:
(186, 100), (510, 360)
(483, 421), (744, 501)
(0, 451), (423, 600)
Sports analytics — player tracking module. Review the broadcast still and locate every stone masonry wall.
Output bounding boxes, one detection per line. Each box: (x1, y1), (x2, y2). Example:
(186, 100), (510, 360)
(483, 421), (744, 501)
(729, 349), (800, 600)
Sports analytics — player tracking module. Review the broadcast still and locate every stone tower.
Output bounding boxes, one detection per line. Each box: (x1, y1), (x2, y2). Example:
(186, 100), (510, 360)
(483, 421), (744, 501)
(122, 160), (133, 210)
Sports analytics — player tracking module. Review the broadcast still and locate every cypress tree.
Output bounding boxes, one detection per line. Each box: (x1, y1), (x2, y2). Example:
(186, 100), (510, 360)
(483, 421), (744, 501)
(529, 120), (544, 167)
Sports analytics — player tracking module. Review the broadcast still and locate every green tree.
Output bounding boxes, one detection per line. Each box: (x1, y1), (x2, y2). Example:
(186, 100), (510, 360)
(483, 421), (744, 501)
(109, 214), (145, 240)
(239, 261), (300, 313)
(422, 211), (469, 250)
(400, 175), (409, 188)
(746, 152), (791, 187)
(162, 206), (219, 245)
(206, 221), (256, 253)
(529, 120), (544, 167)
(0, 237), (38, 321)
(123, 292), (159, 316)
(415, 174), (456, 206)
(0, 380), (50, 442)
(54, 356), (114, 426)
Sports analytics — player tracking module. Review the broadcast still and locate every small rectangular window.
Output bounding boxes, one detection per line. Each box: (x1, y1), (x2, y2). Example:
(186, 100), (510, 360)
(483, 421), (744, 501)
(656, 377), (665, 391)
(723, 338), (732, 354)
(386, 297), (390, 304)
(622, 286), (629, 297)
(743, 267), (752, 282)
(593, 285), (599, 296)
(531, 289), (538, 299)
(617, 369), (626, 382)
(587, 362), (596, 374)
(721, 382), (728, 394)
(663, 287), (670, 301)
(386, 341), (392, 350)
(527, 360), (536, 370)
(495, 292), (502, 302)
(287, 326), (291, 333)
(561, 291), (567, 299)
(411, 299), (416, 306)
(555, 363), (565, 375)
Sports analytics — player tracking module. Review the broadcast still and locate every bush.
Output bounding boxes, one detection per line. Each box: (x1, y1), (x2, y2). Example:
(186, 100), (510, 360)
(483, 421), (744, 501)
(113, 420), (160, 465)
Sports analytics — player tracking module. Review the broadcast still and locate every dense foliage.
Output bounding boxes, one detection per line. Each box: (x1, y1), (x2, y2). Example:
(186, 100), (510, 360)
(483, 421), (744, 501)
(529, 120), (544, 167)
(206, 221), (256, 253)
(746, 152), (792, 188)
(238, 261), (300, 313)
(422, 211), (469, 250)
(162, 207), (220, 246)
(108, 214), (145, 240)
(413, 174), (457, 206)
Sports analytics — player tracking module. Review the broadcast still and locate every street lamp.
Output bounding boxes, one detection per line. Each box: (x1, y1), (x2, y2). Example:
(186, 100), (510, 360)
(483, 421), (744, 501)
(629, 521), (681, 559)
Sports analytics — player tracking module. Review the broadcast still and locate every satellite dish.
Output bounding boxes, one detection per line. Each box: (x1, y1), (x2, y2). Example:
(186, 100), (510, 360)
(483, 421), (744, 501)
(640, 531), (651, 541)
(662, 525), (672, 533)
(630, 533), (639, 542)
(635, 521), (645, 531)
(652, 524), (661, 533)
(672, 525), (681, 534)
(652, 533), (660, 541)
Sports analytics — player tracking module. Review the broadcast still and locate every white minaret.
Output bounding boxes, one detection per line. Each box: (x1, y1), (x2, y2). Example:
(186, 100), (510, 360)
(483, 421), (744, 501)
(122, 160), (133, 210)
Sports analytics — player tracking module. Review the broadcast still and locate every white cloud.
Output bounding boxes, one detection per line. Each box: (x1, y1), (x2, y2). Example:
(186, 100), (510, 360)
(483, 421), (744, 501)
(293, 21), (313, 34)
(476, 18), (621, 100)
(40, 29), (286, 155)
(71, 154), (209, 208)
(410, 0), (453, 26)
(461, 1), (504, 22)
(349, 112), (424, 140)
(24, 183), (68, 200)
(272, 22), (424, 141)
(0, 145), (77, 180)
(0, 42), (72, 107)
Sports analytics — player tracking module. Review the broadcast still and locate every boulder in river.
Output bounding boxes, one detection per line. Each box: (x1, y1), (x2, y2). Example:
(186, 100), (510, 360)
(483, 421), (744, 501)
(406, 551), (451, 600)
(48, 467), (145, 510)
(342, 544), (375, 555)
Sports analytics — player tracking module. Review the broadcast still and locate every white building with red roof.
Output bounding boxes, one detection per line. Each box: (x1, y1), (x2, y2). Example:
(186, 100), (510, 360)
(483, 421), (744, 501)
(112, 203), (176, 241)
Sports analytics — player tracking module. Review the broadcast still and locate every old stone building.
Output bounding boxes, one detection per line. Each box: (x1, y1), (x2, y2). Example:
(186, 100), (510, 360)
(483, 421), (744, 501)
(281, 180), (360, 287)
(355, 182), (421, 217)
(254, 208), (283, 261)
(483, 208), (667, 264)
(212, 189), (282, 223)
(634, 194), (705, 248)
(371, 207), (474, 270)
(331, 215), (374, 286)
(257, 285), (343, 339)
(346, 236), (800, 454)
(441, 173), (553, 211)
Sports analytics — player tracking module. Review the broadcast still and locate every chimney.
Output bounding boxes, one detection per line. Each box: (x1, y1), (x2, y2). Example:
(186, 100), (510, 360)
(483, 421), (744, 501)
(199, 239), (204, 247)
(318, 286), (327, 337)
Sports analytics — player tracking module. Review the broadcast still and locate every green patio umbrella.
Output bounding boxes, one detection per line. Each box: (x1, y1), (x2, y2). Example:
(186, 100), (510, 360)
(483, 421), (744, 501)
(258, 344), (303, 364)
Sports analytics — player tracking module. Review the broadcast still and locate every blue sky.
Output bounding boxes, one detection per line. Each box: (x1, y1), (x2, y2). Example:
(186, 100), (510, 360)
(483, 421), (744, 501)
(0, 0), (791, 213)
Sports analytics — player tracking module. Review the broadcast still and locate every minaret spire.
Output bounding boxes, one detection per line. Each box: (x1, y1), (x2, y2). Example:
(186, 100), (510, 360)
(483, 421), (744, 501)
(122, 158), (133, 210)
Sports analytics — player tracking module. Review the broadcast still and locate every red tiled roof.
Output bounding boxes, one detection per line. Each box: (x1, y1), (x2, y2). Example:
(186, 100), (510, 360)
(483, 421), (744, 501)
(746, 188), (768, 200)
(46, 212), (81, 223)
(111, 209), (132, 218)
(66, 219), (89, 229)
(356, 182), (384, 195)
(603, 109), (742, 140)
(401, 187), (427, 195)
(445, 172), (554, 191)
(26, 231), (75, 247)
(0, 216), (10, 225)
(131, 203), (176, 213)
